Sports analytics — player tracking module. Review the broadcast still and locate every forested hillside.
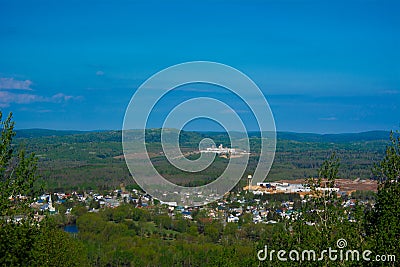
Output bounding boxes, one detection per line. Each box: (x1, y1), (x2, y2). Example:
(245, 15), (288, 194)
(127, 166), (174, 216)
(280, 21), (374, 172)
(14, 129), (389, 191)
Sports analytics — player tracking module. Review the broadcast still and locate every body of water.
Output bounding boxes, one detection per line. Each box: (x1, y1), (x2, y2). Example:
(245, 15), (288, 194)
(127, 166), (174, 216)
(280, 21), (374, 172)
(63, 224), (78, 233)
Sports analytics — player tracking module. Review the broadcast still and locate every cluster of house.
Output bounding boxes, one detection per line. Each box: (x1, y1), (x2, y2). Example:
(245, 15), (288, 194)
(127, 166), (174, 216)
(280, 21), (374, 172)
(223, 196), (366, 225)
(221, 198), (298, 224)
(90, 189), (151, 209)
(26, 179), (369, 227)
(30, 185), (152, 214)
(30, 193), (57, 214)
(168, 205), (193, 220)
(163, 195), (302, 225)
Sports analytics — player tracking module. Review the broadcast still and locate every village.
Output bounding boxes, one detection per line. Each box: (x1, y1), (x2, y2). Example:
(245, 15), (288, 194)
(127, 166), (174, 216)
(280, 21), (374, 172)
(31, 176), (377, 226)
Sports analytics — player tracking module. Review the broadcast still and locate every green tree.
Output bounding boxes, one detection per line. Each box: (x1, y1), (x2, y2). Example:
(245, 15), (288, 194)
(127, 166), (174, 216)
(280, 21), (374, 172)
(0, 112), (38, 219)
(370, 131), (400, 266)
(303, 153), (343, 238)
(154, 214), (172, 230)
(291, 153), (367, 266)
(0, 111), (88, 266)
(0, 112), (39, 265)
(30, 220), (89, 266)
(89, 198), (100, 210)
(204, 222), (222, 243)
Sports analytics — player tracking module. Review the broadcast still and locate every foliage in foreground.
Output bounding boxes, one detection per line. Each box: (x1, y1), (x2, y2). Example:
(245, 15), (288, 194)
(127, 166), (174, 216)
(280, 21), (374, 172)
(369, 131), (400, 265)
(0, 112), (88, 266)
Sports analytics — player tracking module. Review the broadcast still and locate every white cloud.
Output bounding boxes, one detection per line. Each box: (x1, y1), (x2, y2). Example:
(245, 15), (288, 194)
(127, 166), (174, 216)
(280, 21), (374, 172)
(0, 77), (32, 90)
(319, 117), (338, 121)
(51, 93), (82, 102)
(0, 91), (82, 107)
(96, 70), (105, 76)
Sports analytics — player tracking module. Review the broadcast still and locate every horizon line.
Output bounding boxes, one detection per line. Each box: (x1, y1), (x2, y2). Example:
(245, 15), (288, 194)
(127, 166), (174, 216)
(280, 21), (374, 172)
(14, 127), (393, 136)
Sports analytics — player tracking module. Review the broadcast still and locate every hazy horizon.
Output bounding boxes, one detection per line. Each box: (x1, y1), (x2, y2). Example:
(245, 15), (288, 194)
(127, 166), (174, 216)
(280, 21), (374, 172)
(13, 127), (393, 136)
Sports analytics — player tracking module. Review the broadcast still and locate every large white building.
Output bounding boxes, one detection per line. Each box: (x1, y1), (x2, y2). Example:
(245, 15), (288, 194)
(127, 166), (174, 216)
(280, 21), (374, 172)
(200, 144), (236, 154)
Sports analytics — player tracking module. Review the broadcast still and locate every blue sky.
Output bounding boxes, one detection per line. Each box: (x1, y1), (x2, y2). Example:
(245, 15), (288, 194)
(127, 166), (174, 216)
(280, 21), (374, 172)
(0, 0), (399, 133)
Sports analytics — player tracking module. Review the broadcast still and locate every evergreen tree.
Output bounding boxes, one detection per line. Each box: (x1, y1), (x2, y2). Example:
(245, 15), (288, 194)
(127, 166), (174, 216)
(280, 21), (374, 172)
(0, 111), (88, 266)
(289, 153), (367, 266)
(370, 131), (400, 266)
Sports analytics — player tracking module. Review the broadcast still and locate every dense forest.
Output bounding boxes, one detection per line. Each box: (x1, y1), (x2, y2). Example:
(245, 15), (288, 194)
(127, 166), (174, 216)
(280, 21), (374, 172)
(13, 128), (388, 191)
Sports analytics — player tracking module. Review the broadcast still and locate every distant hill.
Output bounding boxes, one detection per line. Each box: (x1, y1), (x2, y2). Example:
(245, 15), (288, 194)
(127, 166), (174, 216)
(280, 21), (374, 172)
(15, 128), (391, 143)
(13, 128), (392, 191)
(15, 129), (85, 138)
(277, 131), (390, 143)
